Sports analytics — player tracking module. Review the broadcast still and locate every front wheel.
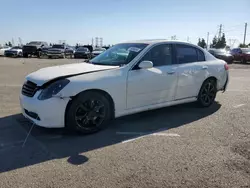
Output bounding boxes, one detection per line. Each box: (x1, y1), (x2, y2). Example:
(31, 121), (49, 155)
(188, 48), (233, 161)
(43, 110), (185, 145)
(197, 79), (217, 107)
(241, 58), (247, 64)
(66, 91), (112, 134)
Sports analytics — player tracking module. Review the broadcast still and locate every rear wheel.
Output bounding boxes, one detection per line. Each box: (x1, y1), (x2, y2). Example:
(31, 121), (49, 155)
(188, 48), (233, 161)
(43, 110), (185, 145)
(197, 79), (217, 107)
(23, 53), (28, 58)
(66, 91), (112, 134)
(241, 58), (247, 64)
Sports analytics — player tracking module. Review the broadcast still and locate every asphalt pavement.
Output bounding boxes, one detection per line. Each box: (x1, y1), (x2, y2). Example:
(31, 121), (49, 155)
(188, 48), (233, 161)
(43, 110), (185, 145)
(0, 57), (249, 188)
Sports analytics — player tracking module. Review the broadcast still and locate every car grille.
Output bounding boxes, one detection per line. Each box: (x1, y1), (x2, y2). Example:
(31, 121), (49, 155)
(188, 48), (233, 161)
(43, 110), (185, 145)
(23, 46), (37, 52)
(22, 81), (38, 97)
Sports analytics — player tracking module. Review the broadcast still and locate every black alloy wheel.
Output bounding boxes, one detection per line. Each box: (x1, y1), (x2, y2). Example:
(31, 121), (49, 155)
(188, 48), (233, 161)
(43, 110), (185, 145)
(75, 99), (105, 130)
(66, 91), (112, 133)
(198, 79), (217, 107)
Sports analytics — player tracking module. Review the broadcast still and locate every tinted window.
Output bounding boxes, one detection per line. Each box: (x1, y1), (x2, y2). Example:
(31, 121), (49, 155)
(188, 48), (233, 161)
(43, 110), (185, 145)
(197, 49), (205, 61)
(142, 44), (172, 67)
(176, 45), (198, 64)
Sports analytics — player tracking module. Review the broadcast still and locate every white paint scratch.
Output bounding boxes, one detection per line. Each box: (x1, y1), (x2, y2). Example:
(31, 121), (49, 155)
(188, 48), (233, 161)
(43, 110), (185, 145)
(233, 104), (246, 108)
(120, 132), (180, 143)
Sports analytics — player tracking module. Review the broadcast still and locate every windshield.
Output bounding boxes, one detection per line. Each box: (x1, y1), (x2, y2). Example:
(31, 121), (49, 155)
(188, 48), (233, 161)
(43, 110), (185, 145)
(28, 41), (42, 45)
(90, 43), (148, 66)
(11, 46), (21, 49)
(242, 48), (250, 53)
(77, 47), (88, 52)
(94, 48), (106, 51)
(52, 45), (64, 49)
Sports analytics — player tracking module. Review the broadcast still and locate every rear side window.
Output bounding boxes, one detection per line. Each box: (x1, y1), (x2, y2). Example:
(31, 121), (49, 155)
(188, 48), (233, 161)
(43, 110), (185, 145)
(197, 49), (205, 61)
(176, 45), (197, 64)
(175, 44), (205, 64)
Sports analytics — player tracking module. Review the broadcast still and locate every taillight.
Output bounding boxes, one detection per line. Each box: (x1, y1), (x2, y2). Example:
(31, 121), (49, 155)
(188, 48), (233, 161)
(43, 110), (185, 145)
(224, 63), (229, 70)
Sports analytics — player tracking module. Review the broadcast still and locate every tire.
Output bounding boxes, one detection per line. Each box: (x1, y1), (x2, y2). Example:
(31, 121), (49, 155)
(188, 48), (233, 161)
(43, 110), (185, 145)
(18, 52), (22, 57)
(197, 79), (217, 107)
(23, 53), (28, 58)
(241, 58), (246, 64)
(37, 51), (41, 58)
(66, 91), (112, 134)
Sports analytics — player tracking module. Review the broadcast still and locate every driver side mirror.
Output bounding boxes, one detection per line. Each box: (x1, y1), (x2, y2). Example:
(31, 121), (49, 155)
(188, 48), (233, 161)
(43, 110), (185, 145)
(138, 61), (153, 69)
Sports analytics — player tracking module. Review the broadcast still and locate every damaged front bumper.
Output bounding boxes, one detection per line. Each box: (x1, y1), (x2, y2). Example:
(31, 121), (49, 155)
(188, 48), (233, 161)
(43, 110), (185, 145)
(19, 90), (70, 128)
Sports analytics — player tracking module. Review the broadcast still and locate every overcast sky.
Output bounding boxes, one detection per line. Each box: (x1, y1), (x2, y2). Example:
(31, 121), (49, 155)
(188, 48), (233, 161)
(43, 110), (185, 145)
(1, 0), (249, 47)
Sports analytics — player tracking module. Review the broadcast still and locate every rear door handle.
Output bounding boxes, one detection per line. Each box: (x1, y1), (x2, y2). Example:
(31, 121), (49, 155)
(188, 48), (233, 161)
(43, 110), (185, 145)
(167, 70), (175, 75)
(202, 66), (208, 70)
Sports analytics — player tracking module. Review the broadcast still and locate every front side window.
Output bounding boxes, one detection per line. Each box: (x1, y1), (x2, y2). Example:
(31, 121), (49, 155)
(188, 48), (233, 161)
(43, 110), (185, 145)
(141, 44), (172, 67)
(176, 44), (198, 64)
(90, 43), (148, 66)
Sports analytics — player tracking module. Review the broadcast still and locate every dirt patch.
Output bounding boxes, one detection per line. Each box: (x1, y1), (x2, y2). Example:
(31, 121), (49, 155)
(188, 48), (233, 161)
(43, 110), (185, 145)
(231, 142), (250, 160)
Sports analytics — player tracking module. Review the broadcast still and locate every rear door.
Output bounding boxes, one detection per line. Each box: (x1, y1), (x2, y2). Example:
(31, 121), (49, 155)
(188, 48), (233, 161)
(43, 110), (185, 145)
(174, 44), (206, 100)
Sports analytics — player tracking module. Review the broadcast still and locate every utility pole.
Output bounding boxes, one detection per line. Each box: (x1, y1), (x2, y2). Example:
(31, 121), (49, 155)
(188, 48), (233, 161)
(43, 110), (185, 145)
(206, 32), (209, 49)
(218, 24), (222, 39)
(187, 36), (189, 42)
(243, 22), (247, 45)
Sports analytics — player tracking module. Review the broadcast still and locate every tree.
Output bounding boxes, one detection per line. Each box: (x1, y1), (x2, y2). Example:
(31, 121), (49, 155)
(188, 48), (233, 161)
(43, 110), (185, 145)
(8, 41), (12, 47)
(210, 36), (218, 48)
(49, 43), (52, 46)
(197, 38), (207, 48)
(239, 43), (248, 48)
(216, 33), (226, 48)
(5, 43), (8, 46)
(197, 38), (201, 46)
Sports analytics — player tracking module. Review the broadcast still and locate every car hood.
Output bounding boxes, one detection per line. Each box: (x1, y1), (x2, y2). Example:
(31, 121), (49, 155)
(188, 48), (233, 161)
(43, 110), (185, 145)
(6, 49), (22, 52)
(93, 51), (103, 54)
(26, 63), (118, 86)
(216, 53), (232, 56)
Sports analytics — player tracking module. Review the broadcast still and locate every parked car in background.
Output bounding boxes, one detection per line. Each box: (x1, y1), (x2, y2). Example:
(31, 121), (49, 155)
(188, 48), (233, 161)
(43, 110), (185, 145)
(4, 46), (23, 57)
(46, 44), (74, 58)
(92, 47), (106, 58)
(20, 40), (228, 134)
(0, 46), (11, 56)
(40, 47), (52, 57)
(230, 48), (250, 63)
(74, 47), (91, 59)
(208, 48), (234, 64)
(22, 41), (49, 58)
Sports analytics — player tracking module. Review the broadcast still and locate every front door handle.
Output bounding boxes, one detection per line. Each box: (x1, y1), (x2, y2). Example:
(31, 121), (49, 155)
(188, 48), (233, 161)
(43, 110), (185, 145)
(167, 70), (175, 75)
(202, 66), (208, 70)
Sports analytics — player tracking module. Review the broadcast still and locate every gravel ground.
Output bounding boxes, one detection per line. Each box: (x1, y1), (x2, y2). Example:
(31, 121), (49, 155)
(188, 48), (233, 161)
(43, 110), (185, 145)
(0, 57), (250, 188)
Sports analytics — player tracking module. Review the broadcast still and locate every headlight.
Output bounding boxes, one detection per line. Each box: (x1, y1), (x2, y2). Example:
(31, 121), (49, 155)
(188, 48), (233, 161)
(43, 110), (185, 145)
(38, 79), (70, 100)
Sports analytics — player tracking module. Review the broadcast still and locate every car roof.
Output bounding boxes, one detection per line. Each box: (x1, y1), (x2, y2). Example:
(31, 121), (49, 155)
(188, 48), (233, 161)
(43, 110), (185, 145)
(122, 39), (192, 45)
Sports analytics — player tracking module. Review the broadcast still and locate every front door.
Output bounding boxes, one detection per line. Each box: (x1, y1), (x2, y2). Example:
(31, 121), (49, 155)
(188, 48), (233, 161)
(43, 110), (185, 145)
(126, 44), (178, 109)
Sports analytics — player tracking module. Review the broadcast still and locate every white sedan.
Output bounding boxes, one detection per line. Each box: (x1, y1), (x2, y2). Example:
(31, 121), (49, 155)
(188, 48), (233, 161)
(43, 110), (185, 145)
(0, 46), (11, 56)
(20, 40), (229, 133)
